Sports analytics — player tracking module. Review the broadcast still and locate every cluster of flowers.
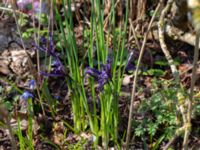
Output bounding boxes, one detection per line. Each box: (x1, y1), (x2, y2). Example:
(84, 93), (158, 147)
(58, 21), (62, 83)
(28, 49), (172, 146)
(85, 51), (135, 92)
(85, 58), (112, 92)
(35, 34), (66, 77)
(21, 34), (135, 99)
(20, 33), (65, 100)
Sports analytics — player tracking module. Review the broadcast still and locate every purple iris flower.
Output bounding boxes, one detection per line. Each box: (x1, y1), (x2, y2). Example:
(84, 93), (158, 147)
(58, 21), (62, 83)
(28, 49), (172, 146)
(35, 34), (65, 77)
(40, 59), (65, 77)
(20, 91), (34, 100)
(85, 58), (112, 92)
(34, 34), (57, 58)
(28, 79), (36, 90)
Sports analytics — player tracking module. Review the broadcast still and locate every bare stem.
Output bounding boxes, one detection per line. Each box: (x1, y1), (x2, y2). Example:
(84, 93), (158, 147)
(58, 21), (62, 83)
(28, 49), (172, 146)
(158, 0), (179, 81)
(125, 2), (162, 149)
(129, 19), (141, 50)
(183, 32), (200, 150)
(0, 105), (17, 150)
(11, 2), (46, 116)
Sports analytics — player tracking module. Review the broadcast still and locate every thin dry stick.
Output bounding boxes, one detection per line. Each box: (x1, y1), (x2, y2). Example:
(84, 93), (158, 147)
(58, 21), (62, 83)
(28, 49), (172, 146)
(11, 4), (46, 116)
(103, 0), (120, 30)
(0, 6), (29, 17)
(129, 18), (141, 50)
(163, 91), (188, 149)
(158, 0), (179, 81)
(163, 135), (177, 150)
(0, 1), (8, 17)
(158, 0), (181, 131)
(129, 18), (154, 67)
(158, 1), (188, 149)
(183, 33), (200, 150)
(163, 124), (186, 150)
(0, 105), (17, 150)
(5, 117), (17, 150)
(36, 0), (43, 78)
(125, 2), (162, 149)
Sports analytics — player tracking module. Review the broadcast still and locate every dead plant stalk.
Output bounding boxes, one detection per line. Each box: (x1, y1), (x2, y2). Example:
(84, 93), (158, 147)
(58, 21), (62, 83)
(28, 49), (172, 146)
(125, 1), (162, 149)
(11, 3), (46, 116)
(183, 32), (200, 150)
(158, 0), (179, 81)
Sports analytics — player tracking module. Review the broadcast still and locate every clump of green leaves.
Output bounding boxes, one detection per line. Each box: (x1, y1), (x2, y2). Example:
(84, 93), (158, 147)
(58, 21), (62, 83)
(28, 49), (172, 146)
(134, 79), (178, 148)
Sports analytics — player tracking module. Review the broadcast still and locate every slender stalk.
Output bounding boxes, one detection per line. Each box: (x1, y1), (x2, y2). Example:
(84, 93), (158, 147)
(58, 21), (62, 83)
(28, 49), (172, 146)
(158, 0), (179, 81)
(125, 2), (162, 149)
(0, 105), (17, 150)
(11, 0), (45, 115)
(183, 32), (200, 150)
(129, 19), (141, 50)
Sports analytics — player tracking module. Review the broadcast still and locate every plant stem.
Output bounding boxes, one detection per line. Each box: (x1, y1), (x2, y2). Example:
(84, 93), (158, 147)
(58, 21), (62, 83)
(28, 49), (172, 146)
(158, 0), (179, 81)
(183, 32), (200, 150)
(125, 2), (162, 149)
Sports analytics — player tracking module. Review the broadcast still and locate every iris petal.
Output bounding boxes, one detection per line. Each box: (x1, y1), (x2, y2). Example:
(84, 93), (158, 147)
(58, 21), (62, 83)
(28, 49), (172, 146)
(85, 68), (101, 79)
(35, 34), (65, 77)
(28, 79), (36, 90)
(20, 91), (34, 100)
(85, 58), (112, 92)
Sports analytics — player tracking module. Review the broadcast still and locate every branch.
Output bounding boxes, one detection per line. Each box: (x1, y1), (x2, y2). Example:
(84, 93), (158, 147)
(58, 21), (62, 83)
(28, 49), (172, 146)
(125, 1), (162, 149)
(158, 0), (179, 81)
(183, 32), (200, 150)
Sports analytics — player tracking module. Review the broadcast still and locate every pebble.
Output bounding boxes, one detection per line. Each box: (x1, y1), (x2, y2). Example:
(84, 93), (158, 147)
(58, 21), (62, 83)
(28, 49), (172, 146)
(122, 75), (133, 86)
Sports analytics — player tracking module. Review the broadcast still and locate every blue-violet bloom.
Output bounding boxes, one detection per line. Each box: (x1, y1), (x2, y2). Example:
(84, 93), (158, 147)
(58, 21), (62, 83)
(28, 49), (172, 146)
(35, 34), (65, 77)
(20, 91), (34, 100)
(34, 33), (57, 58)
(40, 59), (65, 77)
(28, 79), (36, 90)
(85, 58), (112, 92)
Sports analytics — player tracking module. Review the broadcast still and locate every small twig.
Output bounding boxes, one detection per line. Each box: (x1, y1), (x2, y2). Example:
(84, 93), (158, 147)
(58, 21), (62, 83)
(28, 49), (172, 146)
(158, 3), (185, 148)
(5, 117), (17, 150)
(0, 1), (8, 17)
(125, 2), (162, 149)
(163, 135), (177, 150)
(35, 0), (44, 77)
(129, 18), (141, 50)
(0, 6), (29, 17)
(158, 0), (179, 81)
(0, 105), (17, 150)
(103, 0), (120, 30)
(11, 3), (46, 116)
(183, 32), (200, 150)
(163, 124), (186, 150)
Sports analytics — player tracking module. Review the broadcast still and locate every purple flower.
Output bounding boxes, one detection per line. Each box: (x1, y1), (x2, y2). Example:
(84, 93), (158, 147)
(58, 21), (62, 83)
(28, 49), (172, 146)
(28, 79), (36, 90)
(20, 91), (34, 100)
(54, 95), (60, 101)
(17, 0), (32, 10)
(17, 0), (49, 16)
(32, 1), (49, 15)
(51, 59), (65, 74)
(40, 58), (65, 77)
(35, 34), (65, 77)
(85, 58), (112, 92)
(34, 34), (57, 58)
(40, 36), (47, 45)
